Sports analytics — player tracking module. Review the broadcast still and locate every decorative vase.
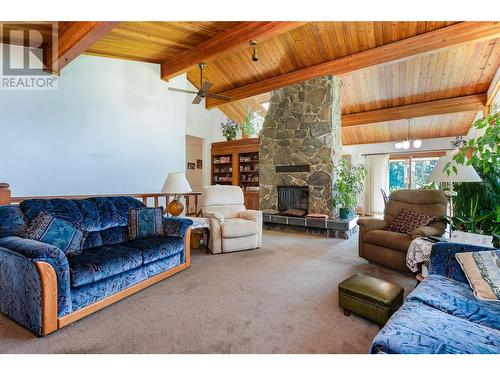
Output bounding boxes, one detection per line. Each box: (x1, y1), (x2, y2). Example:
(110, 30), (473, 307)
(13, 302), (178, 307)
(167, 198), (184, 216)
(225, 136), (234, 141)
(339, 207), (354, 219)
(242, 132), (249, 139)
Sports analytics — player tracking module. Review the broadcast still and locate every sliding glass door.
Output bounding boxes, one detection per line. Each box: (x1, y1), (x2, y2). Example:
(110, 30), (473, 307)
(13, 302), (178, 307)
(388, 152), (444, 192)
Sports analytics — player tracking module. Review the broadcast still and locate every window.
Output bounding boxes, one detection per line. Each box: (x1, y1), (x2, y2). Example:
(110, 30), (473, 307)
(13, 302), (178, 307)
(388, 152), (444, 193)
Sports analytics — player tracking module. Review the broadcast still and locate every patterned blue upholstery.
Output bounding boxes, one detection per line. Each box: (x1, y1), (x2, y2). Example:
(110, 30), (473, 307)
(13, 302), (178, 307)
(371, 242), (500, 354)
(125, 236), (184, 264)
(371, 300), (500, 354)
(0, 205), (27, 238)
(0, 197), (191, 336)
(408, 275), (500, 330)
(0, 236), (72, 318)
(68, 245), (143, 288)
(0, 246), (43, 336)
(71, 253), (181, 311)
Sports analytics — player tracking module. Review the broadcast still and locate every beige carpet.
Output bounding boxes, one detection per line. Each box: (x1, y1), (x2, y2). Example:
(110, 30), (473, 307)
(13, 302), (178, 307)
(0, 230), (414, 354)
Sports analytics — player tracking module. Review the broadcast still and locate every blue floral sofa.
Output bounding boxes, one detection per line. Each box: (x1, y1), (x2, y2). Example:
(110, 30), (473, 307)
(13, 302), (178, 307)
(0, 196), (192, 336)
(370, 242), (500, 354)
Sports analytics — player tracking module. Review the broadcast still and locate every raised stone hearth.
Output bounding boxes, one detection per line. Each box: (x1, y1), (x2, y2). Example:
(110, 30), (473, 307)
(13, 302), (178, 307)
(259, 76), (342, 216)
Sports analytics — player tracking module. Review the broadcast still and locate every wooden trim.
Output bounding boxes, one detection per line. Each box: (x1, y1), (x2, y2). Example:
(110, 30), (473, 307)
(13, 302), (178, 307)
(486, 67), (500, 110)
(206, 22), (500, 108)
(184, 227), (191, 267)
(160, 22), (305, 81)
(35, 261), (58, 336)
(10, 192), (201, 205)
(44, 22), (119, 74)
(389, 151), (446, 159)
(0, 185), (11, 205)
(341, 94), (486, 127)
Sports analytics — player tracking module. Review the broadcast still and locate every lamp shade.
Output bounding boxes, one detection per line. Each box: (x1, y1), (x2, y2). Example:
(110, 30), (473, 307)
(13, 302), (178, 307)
(161, 172), (192, 194)
(428, 155), (482, 183)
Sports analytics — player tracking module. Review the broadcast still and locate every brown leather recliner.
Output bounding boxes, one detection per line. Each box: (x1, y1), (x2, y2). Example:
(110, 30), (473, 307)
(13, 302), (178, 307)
(358, 189), (448, 273)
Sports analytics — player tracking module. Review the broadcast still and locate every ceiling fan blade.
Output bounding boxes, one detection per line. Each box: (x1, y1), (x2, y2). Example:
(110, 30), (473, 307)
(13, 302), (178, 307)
(206, 93), (232, 101)
(199, 81), (213, 94)
(192, 95), (203, 104)
(168, 87), (198, 94)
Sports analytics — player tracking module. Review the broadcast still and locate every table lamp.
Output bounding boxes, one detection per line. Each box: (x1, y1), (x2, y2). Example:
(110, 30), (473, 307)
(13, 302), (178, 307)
(162, 172), (192, 216)
(428, 154), (482, 236)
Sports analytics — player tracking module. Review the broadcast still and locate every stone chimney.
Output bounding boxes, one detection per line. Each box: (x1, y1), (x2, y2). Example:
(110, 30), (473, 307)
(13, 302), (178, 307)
(259, 76), (342, 216)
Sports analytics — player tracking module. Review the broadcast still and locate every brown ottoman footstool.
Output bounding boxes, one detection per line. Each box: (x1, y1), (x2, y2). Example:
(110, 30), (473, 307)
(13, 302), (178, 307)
(338, 273), (404, 325)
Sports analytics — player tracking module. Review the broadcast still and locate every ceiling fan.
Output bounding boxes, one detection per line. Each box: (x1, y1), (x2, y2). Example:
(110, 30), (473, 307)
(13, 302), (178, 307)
(168, 63), (231, 104)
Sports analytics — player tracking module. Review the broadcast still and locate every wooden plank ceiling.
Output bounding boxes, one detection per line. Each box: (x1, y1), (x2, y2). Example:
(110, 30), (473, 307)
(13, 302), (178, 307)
(2, 21), (499, 145)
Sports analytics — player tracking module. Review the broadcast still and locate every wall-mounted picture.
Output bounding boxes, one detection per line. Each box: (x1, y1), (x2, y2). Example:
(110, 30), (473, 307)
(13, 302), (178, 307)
(187, 162), (195, 170)
(196, 159), (203, 169)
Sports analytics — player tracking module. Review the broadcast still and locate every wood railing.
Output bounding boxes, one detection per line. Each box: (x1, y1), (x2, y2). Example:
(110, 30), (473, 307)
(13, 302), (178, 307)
(4, 190), (202, 216)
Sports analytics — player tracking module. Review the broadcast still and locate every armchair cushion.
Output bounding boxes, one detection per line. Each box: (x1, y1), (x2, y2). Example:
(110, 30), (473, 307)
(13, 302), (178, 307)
(24, 212), (87, 256)
(127, 207), (164, 241)
(357, 218), (387, 232)
(364, 229), (413, 253)
(238, 210), (261, 221)
(222, 218), (258, 238)
(68, 244), (142, 288)
(385, 208), (434, 234)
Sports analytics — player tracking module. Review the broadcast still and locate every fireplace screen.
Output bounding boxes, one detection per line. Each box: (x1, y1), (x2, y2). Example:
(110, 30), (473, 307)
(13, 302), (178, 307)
(277, 186), (309, 213)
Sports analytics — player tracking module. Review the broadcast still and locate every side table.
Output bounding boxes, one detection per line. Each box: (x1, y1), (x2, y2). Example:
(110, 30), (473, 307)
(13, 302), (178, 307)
(178, 216), (211, 253)
(406, 237), (438, 284)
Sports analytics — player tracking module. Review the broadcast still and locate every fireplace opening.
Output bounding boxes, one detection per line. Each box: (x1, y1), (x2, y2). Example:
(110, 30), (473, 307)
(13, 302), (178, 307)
(277, 186), (309, 216)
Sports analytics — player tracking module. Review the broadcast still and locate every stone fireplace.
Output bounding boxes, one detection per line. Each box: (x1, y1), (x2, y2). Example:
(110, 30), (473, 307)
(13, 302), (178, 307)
(259, 75), (342, 216)
(277, 185), (309, 214)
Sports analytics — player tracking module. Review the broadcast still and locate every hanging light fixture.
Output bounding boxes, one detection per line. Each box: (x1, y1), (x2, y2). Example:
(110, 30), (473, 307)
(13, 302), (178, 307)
(394, 118), (422, 149)
(250, 40), (259, 62)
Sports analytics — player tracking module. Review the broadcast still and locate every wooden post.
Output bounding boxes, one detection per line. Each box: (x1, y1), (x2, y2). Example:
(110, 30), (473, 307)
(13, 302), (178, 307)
(0, 183), (11, 205)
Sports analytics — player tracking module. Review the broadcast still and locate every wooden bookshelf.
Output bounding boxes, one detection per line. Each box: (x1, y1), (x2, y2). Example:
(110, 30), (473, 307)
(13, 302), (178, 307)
(211, 138), (260, 210)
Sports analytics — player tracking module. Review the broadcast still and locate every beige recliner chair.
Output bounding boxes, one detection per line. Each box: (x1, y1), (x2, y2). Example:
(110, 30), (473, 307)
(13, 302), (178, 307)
(202, 185), (262, 254)
(358, 189), (447, 273)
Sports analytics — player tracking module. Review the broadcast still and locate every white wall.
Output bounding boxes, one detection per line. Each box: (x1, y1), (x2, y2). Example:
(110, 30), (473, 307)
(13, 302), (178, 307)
(184, 81), (227, 187)
(0, 45), (227, 197)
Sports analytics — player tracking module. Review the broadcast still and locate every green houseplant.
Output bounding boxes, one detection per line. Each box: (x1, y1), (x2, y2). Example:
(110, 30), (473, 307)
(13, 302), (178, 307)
(241, 109), (264, 138)
(220, 119), (239, 141)
(444, 111), (499, 246)
(333, 159), (367, 219)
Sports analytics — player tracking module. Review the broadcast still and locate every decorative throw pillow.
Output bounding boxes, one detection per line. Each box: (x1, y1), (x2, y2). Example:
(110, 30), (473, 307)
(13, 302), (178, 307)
(24, 212), (87, 256)
(127, 207), (164, 240)
(282, 208), (307, 217)
(385, 208), (434, 234)
(456, 250), (500, 301)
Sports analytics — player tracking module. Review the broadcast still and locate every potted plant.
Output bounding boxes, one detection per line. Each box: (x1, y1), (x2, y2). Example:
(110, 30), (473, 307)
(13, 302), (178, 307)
(241, 109), (264, 138)
(333, 159), (367, 219)
(220, 119), (239, 141)
(444, 111), (499, 246)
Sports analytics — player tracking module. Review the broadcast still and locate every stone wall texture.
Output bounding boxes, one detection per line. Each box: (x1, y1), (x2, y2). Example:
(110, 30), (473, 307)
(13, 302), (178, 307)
(259, 76), (342, 216)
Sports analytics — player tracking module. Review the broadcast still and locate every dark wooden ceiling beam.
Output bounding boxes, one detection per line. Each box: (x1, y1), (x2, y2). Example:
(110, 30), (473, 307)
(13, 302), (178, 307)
(160, 21), (306, 81)
(206, 21), (500, 108)
(341, 94), (486, 127)
(44, 22), (119, 74)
